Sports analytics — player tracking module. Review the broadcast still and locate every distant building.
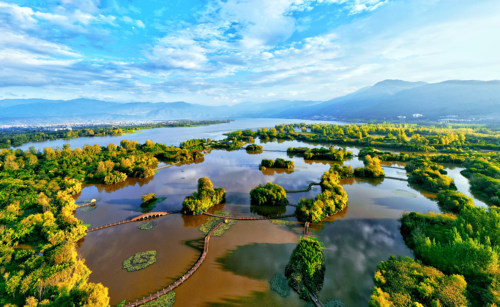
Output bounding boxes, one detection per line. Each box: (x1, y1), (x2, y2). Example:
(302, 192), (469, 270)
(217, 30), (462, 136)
(397, 115), (406, 119)
(412, 113), (423, 118)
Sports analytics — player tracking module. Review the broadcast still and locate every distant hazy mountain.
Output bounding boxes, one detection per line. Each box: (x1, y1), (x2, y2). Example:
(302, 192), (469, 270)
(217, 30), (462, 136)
(288, 80), (500, 121)
(1, 80), (498, 125)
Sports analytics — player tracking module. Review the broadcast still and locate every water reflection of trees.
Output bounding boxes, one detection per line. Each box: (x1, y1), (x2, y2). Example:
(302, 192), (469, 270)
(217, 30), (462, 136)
(309, 206), (348, 233)
(250, 205), (287, 217)
(94, 176), (155, 193)
(260, 168), (293, 176)
(181, 202), (225, 228)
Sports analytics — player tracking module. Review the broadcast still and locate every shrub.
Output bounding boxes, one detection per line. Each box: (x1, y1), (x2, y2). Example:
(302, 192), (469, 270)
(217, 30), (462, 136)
(250, 182), (289, 206)
(285, 237), (325, 301)
(369, 256), (468, 307)
(437, 190), (474, 213)
(182, 177), (225, 215)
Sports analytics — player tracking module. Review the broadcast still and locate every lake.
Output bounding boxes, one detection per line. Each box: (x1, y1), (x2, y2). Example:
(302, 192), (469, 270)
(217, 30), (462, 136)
(70, 120), (486, 306)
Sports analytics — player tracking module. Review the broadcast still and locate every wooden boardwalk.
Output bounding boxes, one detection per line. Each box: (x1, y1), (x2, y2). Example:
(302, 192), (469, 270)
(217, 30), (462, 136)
(203, 212), (295, 220)
(86, 219), (133, 233)
(124, 220), (225, 307)
(86, 212), (169, 233)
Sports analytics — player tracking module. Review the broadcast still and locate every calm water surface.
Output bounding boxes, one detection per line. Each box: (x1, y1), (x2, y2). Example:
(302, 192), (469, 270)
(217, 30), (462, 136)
(74, 124), (486, 306)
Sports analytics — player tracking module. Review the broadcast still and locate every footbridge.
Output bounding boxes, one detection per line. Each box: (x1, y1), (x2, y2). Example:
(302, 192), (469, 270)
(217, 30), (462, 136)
(124, 220), (225, 306)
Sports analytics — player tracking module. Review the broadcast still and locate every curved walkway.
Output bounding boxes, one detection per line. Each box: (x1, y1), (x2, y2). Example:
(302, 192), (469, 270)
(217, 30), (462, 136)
(124, 220), (224, 307)
(285, 182), (321, 193)
(86, 212), (170, 233)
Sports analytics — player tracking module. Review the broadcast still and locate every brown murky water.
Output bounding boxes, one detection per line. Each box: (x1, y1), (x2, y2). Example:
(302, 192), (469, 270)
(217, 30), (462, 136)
(75, 133), (485, 306)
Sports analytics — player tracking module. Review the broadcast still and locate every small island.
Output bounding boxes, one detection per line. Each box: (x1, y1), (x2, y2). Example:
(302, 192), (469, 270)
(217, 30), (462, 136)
(259, 158), (294, 170)
(246, 144), (263, 153)
(354, 155), (385, 178)
(285, 237), (325, 301)
(182, 177), (226, 215)
(296, 165), (349, 223)
(250, 182), (289, 206)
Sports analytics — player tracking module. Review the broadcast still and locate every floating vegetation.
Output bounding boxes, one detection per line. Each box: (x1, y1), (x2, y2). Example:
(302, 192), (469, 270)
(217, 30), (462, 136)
(123, 250), (157, 272)
(142, 291), (175, 307)
(199, 211), (236, 237)
(138, 221), (157, 230)
(270, 273), (290, 297)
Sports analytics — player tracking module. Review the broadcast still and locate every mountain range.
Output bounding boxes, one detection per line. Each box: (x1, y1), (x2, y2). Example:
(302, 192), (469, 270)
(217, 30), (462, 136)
(1, 80), (499, 125)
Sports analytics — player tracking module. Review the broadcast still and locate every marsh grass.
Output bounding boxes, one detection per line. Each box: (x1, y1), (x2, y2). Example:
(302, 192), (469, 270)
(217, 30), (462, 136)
(138, 221), (157, 230)
(123, 250), (157, 272)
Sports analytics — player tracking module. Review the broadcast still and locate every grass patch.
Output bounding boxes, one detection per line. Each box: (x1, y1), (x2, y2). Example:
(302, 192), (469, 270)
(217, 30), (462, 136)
(142, 291), (175, 307)
(199, 211), (236, 237)
(123, 250), (157, 272)
(270, 273), (290, 297)
(138, 221), (157, 230)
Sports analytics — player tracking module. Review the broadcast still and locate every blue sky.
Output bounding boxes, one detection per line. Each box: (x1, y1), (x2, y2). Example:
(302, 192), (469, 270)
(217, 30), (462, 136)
(0, 0), (499, 105)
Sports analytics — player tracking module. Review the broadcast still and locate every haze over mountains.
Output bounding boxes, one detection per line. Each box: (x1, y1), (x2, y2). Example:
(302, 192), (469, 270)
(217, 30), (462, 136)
(1, 80), (499, 125)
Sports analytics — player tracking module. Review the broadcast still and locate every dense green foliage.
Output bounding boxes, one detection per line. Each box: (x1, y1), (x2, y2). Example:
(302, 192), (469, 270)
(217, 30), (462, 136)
(406, 159), (456, 192)
(259, 158), (294, 170)
(287, 147), (352, 161)
(354, 155), (385, 178)
(122, 251), (157, 272)
(0, 120), (229, 148)
(285, 237), (326, 301)
(400, 208), (500, 305)
(182, 177), (226, 215)
(250, 182), (289, 206)
(437, 190), (474, 213)
(370, 256), (469, 306)
(228, 123), (500, 152)
(296, 165), (349, 222)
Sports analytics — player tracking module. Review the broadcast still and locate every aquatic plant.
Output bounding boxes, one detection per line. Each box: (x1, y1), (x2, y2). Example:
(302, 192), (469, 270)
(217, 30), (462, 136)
(250, 182), (289, 206)
(142, 291), (175, 307)
(138, 221), (157, 230)
(123, 250), (157, 272)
